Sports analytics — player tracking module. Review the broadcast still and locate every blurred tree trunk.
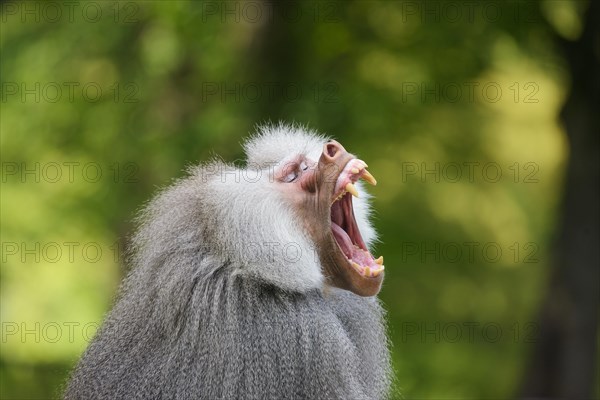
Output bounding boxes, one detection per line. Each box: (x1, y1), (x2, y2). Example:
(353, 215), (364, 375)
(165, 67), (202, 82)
(249, 1), (303, 121)
(520, 3), (599, 399)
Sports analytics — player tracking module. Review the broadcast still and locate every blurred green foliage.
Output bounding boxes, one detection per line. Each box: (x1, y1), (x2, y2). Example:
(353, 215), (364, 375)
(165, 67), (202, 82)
(1, 1), (583, 398)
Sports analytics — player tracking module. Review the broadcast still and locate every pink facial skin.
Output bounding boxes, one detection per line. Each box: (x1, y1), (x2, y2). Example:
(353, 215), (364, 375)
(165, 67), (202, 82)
(272, 140), (384, 294)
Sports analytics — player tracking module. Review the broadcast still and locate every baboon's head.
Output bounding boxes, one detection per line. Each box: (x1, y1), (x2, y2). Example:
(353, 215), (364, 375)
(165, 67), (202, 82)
(241, 124), (384, 296)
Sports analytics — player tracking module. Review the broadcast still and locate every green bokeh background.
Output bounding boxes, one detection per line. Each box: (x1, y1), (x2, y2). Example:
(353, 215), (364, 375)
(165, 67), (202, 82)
(0, 1), (592, 398)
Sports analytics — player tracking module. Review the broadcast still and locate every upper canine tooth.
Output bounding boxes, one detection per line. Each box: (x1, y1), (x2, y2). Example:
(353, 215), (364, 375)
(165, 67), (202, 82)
(345, 183), (359, 198)
(362, 170), (377, 186)
(375, 256), (383, 265)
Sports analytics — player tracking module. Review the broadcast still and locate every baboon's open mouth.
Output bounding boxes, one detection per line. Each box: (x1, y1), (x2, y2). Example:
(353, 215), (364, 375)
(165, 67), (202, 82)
(330, 159), (384, 278)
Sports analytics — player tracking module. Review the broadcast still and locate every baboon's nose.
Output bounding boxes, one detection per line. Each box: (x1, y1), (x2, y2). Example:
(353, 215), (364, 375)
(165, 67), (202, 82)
(322, 140), (346, 162)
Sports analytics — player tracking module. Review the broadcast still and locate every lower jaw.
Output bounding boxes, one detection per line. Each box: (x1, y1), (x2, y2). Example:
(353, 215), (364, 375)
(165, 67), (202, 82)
(331, 257), (385, 296)
(331, 228), (383, 278)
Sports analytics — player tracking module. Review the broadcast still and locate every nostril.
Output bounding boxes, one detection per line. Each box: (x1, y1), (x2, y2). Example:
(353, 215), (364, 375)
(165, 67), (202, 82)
(326, 143), (338, 157)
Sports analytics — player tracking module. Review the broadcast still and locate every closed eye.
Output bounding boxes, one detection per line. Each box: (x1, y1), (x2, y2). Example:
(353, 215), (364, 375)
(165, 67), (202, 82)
(279, 157), (311, 183)
(283, 169), (299, 183)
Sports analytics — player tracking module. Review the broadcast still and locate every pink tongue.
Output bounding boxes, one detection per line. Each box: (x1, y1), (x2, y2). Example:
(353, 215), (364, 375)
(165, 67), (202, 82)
(331, 222), (375, 267)
(332, 222), (352, 257)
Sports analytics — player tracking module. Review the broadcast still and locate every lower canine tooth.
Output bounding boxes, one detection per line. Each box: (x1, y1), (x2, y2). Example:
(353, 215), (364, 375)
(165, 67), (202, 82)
(375, 256), (383, 265)
(345, 183), (359, 198)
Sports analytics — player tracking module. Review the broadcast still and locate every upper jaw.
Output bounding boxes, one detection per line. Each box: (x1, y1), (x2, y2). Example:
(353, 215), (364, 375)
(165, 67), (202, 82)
(331, 158), (377, 204)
